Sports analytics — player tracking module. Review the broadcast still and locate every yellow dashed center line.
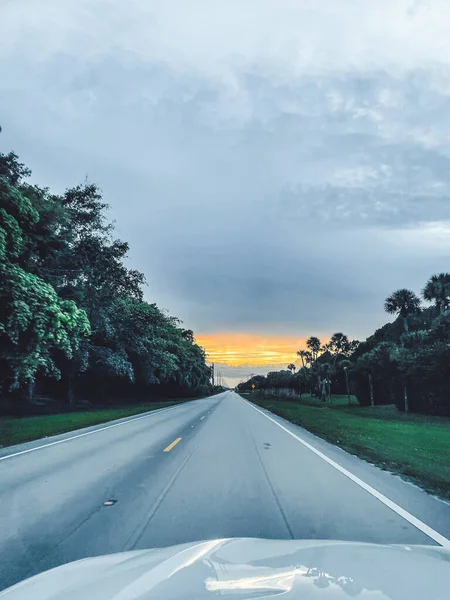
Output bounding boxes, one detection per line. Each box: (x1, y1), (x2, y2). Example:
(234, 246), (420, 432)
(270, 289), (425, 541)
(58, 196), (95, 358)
(163, 437), (182, 452)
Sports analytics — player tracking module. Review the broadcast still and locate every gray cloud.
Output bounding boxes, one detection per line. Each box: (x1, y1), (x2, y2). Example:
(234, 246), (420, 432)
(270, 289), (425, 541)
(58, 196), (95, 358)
(2, 0), (450, 350)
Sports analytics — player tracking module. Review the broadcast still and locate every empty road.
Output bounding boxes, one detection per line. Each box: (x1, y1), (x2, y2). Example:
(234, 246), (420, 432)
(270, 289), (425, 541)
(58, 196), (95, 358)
(1, 391), (449, 590)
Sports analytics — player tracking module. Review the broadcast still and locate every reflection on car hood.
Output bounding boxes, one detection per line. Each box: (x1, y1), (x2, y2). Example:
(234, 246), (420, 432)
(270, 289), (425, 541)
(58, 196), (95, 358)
(2, 538), (449, 599)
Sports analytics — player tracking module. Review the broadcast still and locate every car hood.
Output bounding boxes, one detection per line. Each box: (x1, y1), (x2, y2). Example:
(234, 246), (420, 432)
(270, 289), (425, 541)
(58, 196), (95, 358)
(1, 538), (449, 599)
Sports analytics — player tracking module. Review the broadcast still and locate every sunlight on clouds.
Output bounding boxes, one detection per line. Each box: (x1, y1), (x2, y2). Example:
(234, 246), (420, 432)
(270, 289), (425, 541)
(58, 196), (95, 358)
(196, 333), (312, 367)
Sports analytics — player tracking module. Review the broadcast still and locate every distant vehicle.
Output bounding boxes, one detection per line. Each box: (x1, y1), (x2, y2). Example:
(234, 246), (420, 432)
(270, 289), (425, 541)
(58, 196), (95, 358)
(2, 538), (448, 599)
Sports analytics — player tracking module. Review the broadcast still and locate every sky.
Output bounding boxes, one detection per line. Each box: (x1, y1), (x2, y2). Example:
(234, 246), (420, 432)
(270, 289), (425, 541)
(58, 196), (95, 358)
(2, 0), (450, 386)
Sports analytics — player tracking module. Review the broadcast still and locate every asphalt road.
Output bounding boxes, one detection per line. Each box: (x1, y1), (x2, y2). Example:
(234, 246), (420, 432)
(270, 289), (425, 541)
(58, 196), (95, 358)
(1, 391), (449, 591)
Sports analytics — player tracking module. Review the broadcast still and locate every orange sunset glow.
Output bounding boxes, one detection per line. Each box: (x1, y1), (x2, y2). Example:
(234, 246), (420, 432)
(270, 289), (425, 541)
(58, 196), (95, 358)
(195, 333), (310, 367)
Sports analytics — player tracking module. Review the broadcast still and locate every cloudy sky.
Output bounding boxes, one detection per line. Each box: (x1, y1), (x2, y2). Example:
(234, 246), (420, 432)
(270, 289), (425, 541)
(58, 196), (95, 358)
(2, 0), (450, 385)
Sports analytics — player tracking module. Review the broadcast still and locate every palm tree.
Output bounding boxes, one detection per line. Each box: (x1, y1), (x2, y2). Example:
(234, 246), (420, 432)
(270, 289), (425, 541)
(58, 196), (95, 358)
(329, 333), (350, 356)
(296, 350), (308, 368)
(287, 363), (296, 375)
(340, 359), (353, 406)
(306, 337), (322, 396)
(422, 273), (450, 314)
(356, 352), (375, 408)
(328, 333), (351, 372)
(306, 336), (321, 361)
(384, 288), (421, 332)
(304, 350), (313, 365)
(297, 349), (314, 393)
(318, 362), (332, 401)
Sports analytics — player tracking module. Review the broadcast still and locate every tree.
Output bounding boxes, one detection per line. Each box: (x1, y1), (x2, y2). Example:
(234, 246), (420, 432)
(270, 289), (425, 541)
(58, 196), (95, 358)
(296, 367), (308, 395)
(181, 329), (194, 343)
(304, 350), (313, 365)
(348, 340), (361, 354)
(297, 349), (313, 394)
(356, 341), (399, 408)
(266, 370), (293, 388)
(317, 362), (332, 401)
(329, 333), (350, 359)
(383, 290), (421, 412)
(1, 132), (211, 408)
(0, 174), (90, 394)
(340, 359), (353, 406)
(0, 139), (31, 185)
(287, 363), (296, 375)
(356, 353), (375, 408)
(48, 182), (147, 402)
(384, 289), (421, 333)
(297, 349), (308, 368)
(399, 332), (450, 415)
(429, 311), (450, 342)
(390, 331), (429, 414)
(244, 274), (450, 415)
(389, 346), (413, 413)
(306, 336), (321, 361)
(238, 375), (266, 392)
(305, 337), (323, 396)
(422, 273), (450, 315)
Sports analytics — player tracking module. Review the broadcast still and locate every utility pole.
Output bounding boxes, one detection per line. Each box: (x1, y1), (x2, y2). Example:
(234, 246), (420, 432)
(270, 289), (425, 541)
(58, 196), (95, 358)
(211, 363), (215, 387)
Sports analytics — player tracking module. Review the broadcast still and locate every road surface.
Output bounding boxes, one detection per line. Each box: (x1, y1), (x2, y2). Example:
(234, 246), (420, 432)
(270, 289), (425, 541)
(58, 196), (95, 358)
(1, 391), (449, 590)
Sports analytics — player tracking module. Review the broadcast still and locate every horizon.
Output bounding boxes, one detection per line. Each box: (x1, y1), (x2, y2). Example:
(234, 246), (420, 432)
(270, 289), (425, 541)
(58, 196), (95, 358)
(3, 1), (450, 387)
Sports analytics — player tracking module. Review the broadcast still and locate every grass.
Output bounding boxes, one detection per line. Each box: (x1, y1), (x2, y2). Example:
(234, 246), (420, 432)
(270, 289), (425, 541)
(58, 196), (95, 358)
(0, 400), (188, 448)
(240, 392), (450, 501)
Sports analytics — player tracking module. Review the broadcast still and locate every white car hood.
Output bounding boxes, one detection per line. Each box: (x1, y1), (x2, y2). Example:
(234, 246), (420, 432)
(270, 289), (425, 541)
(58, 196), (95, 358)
(1, 538), (449, 599)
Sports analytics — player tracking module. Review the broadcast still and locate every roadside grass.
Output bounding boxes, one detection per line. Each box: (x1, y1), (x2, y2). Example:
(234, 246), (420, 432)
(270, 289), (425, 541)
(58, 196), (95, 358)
(0, 400), (188, 448)
(240, 392), (450, 501)
(286, 393), (359, 408)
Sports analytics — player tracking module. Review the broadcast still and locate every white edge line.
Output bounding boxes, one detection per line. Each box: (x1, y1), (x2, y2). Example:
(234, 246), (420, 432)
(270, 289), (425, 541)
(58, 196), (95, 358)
(244, 398), (450, 548)
(0, 404), (181, 462)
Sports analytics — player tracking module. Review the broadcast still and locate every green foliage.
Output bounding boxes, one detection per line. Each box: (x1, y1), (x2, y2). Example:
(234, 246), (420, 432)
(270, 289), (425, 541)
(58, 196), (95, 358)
(328, 332), (350, 357)
(422, 273), (450, 313)
(0, 177), (39, 261)
(1, 257), (91, 386)
(0, 166), (91, 388)
(243, 293), (450, 415)
(384, 288), (421, 333)
(353, 289), (450, 414)
(384, 288), (421, 318)
(306, 336), (321, 360)
(0, 132), (211, 405)
(296, 349), (309, 367)
(102, 297), (210, 392)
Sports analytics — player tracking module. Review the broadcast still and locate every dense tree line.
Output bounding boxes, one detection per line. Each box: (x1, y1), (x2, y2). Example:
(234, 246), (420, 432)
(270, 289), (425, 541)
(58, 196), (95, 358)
(0, 132), (212, 413)
(239, 333), (359, 403)
(239, 278), (450, 416)
(352, 281), (450, 415)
